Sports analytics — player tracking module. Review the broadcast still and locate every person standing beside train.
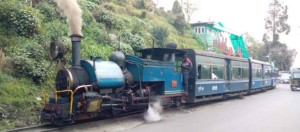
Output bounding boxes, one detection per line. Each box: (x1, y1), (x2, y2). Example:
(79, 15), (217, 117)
(181, 54), (193, 93)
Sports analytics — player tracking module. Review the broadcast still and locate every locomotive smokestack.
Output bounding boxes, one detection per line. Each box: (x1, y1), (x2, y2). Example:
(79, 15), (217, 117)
(70, 34), (82, 66)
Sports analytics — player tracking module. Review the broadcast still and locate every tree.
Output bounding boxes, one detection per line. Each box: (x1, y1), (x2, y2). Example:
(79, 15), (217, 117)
(259, 0), (296, 71)
(265, 0), (291, 44)
(183, 0), (198, 23)
(173, 14), (186, 33)
(170, 0), (186, 34)
(269, 43), (297, 70)
(244, 33), (263, 60)
(259, 33), (297, 70)
(151, 26), (169, 47)
(172, 0), (182, 14)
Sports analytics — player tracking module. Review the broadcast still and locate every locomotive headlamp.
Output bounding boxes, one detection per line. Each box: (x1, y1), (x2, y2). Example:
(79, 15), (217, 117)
(50, 41), (65, 60)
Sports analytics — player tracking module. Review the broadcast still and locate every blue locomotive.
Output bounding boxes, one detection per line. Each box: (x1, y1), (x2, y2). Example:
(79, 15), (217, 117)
(41, 35), (277, 124)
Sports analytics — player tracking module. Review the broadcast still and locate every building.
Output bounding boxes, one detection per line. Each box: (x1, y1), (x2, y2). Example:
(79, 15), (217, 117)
(191, 21), (248, 58)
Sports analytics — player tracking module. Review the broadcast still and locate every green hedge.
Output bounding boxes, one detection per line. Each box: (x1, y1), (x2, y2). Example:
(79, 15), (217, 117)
(0, 0), (41, 37)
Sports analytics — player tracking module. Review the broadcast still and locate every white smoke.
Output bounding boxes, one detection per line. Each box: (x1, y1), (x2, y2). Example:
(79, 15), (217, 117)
(55, 0), (82, 35)
(144, 98), (163, 122)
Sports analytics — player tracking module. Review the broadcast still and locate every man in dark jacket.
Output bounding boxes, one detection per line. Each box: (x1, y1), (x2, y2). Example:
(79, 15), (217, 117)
(181, 54), (193, 92)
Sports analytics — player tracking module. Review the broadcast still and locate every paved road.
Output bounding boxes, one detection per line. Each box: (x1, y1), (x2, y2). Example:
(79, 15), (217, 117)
(56, 84), (300, 132)
(121, 84), (300, 132)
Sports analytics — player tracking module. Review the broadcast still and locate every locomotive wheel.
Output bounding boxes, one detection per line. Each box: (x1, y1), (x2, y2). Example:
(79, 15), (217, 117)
(174, 97), (182, 107)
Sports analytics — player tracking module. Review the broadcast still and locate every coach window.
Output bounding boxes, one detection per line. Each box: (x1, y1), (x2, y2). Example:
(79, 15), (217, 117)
(242, 68), (249, 79)
(252, 68), (257, 79)
(197, 65), (201, 79)
(264, 66), (271, 78)
(232, 67), (241, 79)
(264, 69), (268, 78)
(198, 64), (211, 80)
(212, 65), (225, 80)
(256, 69), (262, 78)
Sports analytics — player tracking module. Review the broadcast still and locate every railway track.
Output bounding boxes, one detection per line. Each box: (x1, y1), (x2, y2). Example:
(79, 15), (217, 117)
(5, 124), (58, 132)
(4, 110), (145, 132)
(3, 101), (235, 131)
(5, 91), (269, 132)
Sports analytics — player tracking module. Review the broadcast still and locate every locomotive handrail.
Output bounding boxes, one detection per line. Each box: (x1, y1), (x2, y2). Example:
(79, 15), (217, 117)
(73, 85), (93, 95)
(54, 90), (73, 114)
(42, 91), (48, 107)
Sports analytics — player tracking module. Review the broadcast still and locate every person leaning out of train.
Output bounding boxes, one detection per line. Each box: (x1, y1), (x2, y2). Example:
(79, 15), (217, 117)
(181, 54), (193, 92)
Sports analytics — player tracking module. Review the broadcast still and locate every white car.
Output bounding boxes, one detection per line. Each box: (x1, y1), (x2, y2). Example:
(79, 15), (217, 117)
(279, 73), (290, 84)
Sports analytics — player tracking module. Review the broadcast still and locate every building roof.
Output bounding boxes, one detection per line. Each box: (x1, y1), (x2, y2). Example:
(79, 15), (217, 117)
(191, 21), (242, 36)
(190, 21), (214, 25)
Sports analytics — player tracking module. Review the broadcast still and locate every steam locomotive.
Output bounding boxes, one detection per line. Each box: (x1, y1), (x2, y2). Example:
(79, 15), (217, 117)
(41, 35), (278, 125)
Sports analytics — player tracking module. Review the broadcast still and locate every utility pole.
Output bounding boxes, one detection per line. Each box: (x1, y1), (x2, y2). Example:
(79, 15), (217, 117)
(181, 0), (183, 11)
(270, 0), (277, 65)
(272, 0), (276, 45)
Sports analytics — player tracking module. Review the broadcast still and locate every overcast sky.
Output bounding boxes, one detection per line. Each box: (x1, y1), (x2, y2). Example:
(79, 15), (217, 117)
(155, 0), (300, 67)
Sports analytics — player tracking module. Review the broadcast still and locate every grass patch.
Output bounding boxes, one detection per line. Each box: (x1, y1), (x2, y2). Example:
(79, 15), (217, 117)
(0, 72), (45, 131)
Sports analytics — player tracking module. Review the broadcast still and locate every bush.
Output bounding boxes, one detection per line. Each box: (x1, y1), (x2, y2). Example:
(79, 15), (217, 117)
(93, 9), (126, 30)
(122, 31), (145, 51)
(86, 0), (101, 4)
(173, 14), (186, 34)
(80, 0), (99, 25)
(0, 1), (42, 37)
(4, 38), (50, 83)
(134, 0), (145, 9)
(83, 22), (110, 44)
(130, 17), (150, 35)
(141, 10), (147, 18)
(12, 9), (41, 37)
(151, 26), (169, 47)
(41, 20), (69, 41)
(35, 2), (58, 22)
(81, 39), (113, 60)
(109, 33), (134, 54)
(0, 29), (14, 47)
(112, 0), (127, 6)
(80, 0), (99, 12)
(81, 8), (96, 25)
(134, 0), (152, 11)
(103, 2), (117, 12)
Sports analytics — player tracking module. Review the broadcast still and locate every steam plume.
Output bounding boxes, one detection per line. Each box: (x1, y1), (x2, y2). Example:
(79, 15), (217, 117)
(55, 0), (82, 35)
(144, 98), (163, 122)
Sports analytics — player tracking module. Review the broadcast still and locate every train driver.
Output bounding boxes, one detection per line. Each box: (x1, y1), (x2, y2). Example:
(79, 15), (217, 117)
(181, 54), (193, 92)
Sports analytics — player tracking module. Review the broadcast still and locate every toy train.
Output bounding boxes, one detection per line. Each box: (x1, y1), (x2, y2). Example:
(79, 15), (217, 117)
(41, 35), (279, 125)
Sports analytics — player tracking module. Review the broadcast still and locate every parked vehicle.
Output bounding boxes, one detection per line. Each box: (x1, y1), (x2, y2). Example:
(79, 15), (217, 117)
(290, 70), (300, 91)
(279, 72), (290, 84)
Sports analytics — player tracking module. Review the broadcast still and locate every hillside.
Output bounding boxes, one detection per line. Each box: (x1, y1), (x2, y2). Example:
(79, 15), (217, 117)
(0, 0), (205, 130)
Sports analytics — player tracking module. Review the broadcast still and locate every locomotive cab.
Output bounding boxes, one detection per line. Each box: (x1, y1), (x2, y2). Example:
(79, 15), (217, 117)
(125, 48), (187, 106)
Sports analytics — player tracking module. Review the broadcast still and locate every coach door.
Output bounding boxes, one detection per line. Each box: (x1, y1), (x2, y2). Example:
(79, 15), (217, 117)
(225, 59), (230, 92)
